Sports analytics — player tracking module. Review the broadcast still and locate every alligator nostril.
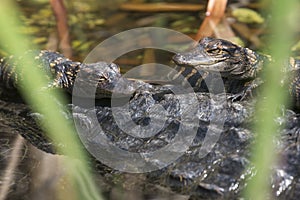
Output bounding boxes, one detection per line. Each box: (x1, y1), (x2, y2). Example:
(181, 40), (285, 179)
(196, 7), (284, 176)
(173, 54), (186, 64)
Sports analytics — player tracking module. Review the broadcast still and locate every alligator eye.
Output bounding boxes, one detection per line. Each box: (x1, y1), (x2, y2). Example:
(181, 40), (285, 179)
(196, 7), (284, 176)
(98, 77), (107, 82)
(206, 48), (222, 54)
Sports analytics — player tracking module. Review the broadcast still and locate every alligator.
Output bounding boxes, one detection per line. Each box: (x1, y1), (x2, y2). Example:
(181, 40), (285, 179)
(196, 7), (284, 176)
(172, 37), (300, 103)
(1, 46), (300, 199)
(0, 50), (155, 100)
(1, 88), (300, 199)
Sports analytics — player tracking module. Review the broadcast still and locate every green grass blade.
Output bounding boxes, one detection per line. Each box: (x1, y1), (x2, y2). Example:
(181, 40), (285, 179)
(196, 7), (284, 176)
(244, 0), (297, 199)
(0, 1), (103, 199)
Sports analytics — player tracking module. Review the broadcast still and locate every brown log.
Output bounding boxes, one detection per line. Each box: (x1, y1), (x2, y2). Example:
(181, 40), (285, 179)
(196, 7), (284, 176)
(120, 3), (205, 12)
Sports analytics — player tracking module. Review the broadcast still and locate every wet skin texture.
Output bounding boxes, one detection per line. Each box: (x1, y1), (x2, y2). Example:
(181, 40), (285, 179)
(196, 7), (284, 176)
(1, 43), (300, 199)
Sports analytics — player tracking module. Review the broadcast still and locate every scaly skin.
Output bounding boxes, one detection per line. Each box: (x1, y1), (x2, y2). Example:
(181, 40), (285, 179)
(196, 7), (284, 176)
(1, 45), (300, 199)
(172, 37), (266, 80)
(172, 37), (300, 102)
(0, 50), (142, 98)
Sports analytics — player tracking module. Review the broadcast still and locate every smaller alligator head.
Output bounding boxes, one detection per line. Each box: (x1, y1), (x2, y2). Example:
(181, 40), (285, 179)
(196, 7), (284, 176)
(173, 37), (264, 80)
(71, 62), (138, 98)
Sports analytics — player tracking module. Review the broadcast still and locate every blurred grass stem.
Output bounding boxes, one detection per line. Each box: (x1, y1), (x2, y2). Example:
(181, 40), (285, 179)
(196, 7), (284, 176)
(0, 1), (102, 199)
(244, 0), (297, 199)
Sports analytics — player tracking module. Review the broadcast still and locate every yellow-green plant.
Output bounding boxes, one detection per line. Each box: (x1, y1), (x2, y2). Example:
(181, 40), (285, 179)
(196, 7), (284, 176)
(0, 1), (103, 199)
(244, 0), (297, 199)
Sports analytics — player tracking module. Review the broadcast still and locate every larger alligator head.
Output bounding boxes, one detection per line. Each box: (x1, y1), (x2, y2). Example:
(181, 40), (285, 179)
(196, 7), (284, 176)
(173, 37), (264, 80)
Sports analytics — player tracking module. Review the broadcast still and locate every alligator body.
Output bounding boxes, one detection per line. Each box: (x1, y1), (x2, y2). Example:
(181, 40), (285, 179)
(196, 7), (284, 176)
(2, 89), (300, 199)
(172, 37), (300, 102)
(0, 50), (147, 99)
(1, 43), (300, 199)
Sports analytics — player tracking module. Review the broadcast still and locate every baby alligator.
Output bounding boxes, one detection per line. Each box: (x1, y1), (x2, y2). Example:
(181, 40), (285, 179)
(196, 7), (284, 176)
(0, 50), (146, 98)
(2, 40), (299, 102)
(172, 37), (300, 102)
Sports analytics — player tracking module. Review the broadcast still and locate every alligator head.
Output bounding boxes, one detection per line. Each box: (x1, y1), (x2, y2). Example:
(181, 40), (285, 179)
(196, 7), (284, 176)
(173, 37), (264, 80)
(71, 62), (139, 98)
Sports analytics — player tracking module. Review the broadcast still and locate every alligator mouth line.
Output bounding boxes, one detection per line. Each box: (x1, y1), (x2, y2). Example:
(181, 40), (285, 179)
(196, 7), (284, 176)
(173, 56), (227, 67)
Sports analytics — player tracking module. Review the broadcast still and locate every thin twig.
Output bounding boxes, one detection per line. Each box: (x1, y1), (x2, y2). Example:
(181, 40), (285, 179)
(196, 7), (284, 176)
(0, 135), (24, 200)
(195, 0), (228, 41)
(49, 0), (72, 58)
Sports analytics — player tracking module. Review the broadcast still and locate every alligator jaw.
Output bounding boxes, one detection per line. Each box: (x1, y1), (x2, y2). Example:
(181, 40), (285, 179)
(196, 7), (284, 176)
(173, 53), (227, 66)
